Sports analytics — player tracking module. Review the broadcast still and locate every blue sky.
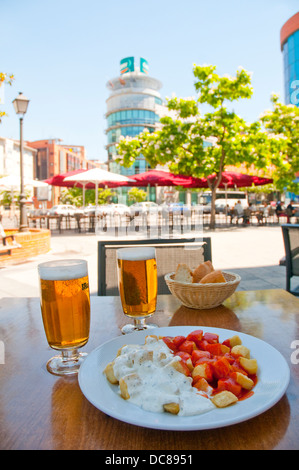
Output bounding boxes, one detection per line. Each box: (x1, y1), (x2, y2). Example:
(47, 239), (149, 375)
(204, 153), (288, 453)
(0, 0), (298, 162)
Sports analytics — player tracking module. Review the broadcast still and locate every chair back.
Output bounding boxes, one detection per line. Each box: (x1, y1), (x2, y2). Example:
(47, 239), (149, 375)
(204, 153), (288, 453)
(97, 237), (212, 295)
(281, 224), (299, 295)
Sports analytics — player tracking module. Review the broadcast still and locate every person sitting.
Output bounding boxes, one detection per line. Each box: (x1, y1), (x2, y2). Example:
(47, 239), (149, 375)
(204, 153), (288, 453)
(242, 205), (252, 225)
(275, 201), (284, 217)
(256, 201), (269, 225)
(231, 201), (244, 224)
(286, 201), (296, 222)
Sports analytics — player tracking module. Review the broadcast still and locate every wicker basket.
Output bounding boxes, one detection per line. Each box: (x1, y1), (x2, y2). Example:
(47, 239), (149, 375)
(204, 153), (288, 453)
(164, 271), (241, 309)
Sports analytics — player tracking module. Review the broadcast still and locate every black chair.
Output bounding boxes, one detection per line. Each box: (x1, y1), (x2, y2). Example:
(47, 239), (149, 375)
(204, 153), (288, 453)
(281, 224), (299, 296)
(97, 237), (212, 296)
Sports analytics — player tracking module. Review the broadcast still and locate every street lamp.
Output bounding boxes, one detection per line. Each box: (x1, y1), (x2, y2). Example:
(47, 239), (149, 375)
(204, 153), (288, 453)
(12, 92), (30, 232)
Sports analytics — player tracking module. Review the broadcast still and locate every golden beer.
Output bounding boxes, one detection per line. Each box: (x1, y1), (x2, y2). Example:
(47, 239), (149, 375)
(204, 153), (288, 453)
(39, 260), (90, 350)
(117, 247), (157, 318)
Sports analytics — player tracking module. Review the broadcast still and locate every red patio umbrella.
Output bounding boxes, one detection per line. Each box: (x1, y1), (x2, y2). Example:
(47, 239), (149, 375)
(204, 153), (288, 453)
(184, 171), (273, 189)
(44, 169), (128, 189)
(126, 169), (203, 187)
(206, 171), (273, 188)
(44, 169), (90, 188)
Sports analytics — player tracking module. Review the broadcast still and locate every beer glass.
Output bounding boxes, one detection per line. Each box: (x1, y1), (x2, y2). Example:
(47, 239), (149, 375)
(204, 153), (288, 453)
(38, 259), (90, 376)
(117, 247), (158, 334)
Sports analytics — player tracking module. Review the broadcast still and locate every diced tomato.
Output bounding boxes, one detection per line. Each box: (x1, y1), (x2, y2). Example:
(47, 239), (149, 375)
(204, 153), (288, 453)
(193, 356), (215, 366)
(178, 340), (197, 355)
(222, 339), (231, 348)
(175, 351), (192, 363)
(223, 353), (235, 364)
(186, 330), (203, 346)
(191, 349), (211, 365)
(196, 339), (210, 351)
(203, 332), (219, 344)
(173, 335), (186, 348)
(162, 336), (176, 351)
(216, 377), (242, 397)
(212, 356), (231, 379)
(205, 342), (223, 356)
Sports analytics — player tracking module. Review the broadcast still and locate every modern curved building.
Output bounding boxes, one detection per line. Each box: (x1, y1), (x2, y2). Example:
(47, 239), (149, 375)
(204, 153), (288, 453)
(280, 12), (299, 106)
(105, 57), (166, 176)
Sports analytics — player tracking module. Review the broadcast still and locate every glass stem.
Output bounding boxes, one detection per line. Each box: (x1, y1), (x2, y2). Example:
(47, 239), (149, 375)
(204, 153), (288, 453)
(133, 318), (147, 330)
(61, 349), (79, 362)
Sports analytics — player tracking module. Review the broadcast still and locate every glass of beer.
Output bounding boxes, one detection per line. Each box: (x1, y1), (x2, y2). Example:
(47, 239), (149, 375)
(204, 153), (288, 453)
(38, 259), (90, 376)
(117, 247), (158, 334)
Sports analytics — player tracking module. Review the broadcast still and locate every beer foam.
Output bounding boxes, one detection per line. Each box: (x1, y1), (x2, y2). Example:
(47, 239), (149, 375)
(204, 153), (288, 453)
(38, 259), (88, 281)
(117, 247), (156, 261)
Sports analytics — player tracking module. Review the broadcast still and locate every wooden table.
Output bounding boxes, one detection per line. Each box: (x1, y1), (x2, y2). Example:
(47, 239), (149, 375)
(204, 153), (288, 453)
(0, 289), (298, 450)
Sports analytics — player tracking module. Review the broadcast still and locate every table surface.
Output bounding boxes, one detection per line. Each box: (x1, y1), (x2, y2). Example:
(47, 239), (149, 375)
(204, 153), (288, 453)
(0, 289), (298, 450)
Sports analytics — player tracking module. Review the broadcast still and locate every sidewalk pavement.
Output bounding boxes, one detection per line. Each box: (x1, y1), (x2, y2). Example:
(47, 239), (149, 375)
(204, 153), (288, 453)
(0, 225), (297, 299)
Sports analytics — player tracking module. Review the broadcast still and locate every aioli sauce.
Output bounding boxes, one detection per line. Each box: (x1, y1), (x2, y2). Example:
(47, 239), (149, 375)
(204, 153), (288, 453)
(111, 336), (215, 416)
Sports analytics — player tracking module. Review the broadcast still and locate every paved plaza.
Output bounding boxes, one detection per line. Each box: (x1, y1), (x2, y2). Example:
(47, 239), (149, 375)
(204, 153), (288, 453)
(0, 224), (296, 299)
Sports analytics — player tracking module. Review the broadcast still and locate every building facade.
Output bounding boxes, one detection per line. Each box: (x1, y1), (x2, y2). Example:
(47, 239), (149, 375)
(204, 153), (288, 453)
(280, 12), (299, 106)
(0, 136), (36, 180)
(105, 57), (166, 176)
(27, 139), (98, 206)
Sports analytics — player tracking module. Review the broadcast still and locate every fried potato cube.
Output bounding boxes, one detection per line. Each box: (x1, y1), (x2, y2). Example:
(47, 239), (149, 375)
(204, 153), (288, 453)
(119, 373), (142, 400)
(220, 344), (231, 354)
(104, 361), (118, 384)
(145, 335), (158, 342)
(191, 363), (212, 381)
(134, 350), (153, 364)
(172, 359), (191, 376)
(119, 378), (130, 399)
(163, 402), (180, 415)
(231, 345), (251, 359)
(193, 377), (214, 394)
(239, 357), (258, 375)
(117, 345), (127, 356)
(228, 335), (242, 348)
(233, 372), (254, 390)
(211, 391), (238, 408)
(186, 358), (194, 372)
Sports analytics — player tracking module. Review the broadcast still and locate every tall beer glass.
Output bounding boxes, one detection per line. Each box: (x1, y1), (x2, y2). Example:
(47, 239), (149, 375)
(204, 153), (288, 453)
(117, 247), (158, 334)
(38, 259), (90, 376)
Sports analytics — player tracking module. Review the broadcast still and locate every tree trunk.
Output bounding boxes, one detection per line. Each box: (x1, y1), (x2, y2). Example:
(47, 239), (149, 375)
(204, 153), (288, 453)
(210, 186), (217, 230)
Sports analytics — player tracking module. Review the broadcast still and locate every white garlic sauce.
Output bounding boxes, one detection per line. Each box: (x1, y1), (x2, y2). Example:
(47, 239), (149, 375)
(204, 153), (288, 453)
(112, 335), (215, 416)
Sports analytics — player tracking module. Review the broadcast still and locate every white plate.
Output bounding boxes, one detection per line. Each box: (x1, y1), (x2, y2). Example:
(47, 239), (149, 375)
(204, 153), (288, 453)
(78, 326), (290, 431)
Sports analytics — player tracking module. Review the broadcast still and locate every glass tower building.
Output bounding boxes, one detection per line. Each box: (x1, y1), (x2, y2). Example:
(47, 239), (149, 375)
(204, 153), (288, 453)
(105, 57), (166, 176)
(280, 12), (299, 106)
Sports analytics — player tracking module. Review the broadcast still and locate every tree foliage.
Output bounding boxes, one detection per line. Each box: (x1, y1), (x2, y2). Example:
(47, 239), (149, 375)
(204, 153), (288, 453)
(127, 187), (147, 203)
(117, 64), (284, 228)
(0, 73), (15, 122)
(59, 187), (115, 206)
(260, 94), (299, 194)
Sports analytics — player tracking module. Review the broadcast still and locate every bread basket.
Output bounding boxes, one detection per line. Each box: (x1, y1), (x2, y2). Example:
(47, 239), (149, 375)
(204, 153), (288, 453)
(164, 271), (241, 309)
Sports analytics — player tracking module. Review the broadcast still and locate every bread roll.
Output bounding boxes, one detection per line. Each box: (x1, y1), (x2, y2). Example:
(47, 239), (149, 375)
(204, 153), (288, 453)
(174, 263), (193, 283)
(192, 261), (214, 283)
(200, 270), (226, 284)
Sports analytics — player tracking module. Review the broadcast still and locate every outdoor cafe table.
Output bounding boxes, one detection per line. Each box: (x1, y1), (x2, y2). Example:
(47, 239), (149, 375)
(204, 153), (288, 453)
(0, 289), (299, 451)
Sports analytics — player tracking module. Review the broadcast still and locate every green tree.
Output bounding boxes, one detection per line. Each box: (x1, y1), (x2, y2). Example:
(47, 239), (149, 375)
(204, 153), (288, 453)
(60, 187), (115, 206)
(260, 94), (299, 194)
(127, 187), (147, 204)
(117, 64), (279, 228)
(0, 73), (15, 122)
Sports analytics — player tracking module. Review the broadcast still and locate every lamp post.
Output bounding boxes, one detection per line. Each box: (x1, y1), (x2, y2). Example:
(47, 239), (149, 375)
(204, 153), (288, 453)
(12, 92), (30, 232)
